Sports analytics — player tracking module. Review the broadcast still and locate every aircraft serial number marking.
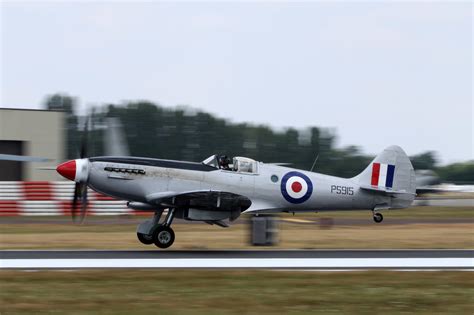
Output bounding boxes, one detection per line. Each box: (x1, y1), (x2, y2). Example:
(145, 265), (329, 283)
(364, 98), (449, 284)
(331, 185), (354, 195)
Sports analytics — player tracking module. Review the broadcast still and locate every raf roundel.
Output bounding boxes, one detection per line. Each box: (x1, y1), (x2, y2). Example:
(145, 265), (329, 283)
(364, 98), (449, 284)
(280, 171), (313, 204)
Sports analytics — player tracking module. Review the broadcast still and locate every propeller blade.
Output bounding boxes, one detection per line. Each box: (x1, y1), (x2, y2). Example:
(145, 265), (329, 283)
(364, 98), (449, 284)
(0, 154), (50, 162)
(36, 166), (57, 170)
(80, 118), (89, 159)
(71, 116), (90, 224)
(71, 183), (88, 224)
(72, 182), (80, 223)
(79, 184), (88, 224)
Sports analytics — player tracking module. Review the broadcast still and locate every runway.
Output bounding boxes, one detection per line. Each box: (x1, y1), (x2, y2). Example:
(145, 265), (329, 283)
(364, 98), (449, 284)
(1, 249), (473, 270)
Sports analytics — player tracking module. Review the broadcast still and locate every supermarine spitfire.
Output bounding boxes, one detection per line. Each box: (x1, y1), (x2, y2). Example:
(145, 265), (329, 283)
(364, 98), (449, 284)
(56, 130), (417, 249)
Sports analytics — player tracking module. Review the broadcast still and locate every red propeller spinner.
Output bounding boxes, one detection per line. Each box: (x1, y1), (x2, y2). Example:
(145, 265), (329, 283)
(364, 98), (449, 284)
(56, 160), (76, 181)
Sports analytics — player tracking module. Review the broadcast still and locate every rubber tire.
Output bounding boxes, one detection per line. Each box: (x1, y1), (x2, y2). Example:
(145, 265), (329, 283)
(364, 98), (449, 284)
(373, 213), (383, 223)
(137, 232), (154, 245)
(152, 226), (175, 249)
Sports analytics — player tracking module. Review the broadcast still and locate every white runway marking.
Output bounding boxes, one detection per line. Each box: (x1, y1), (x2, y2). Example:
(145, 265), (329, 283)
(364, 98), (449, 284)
(1, 258), (473, 269)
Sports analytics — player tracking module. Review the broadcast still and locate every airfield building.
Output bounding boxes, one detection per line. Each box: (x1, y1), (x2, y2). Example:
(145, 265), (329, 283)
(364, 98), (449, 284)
(0, 108), (65, 181)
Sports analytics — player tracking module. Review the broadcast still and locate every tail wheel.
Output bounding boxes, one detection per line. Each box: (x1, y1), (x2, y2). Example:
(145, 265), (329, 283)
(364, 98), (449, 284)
(152, 226), (175, 248)
(137, 232), (153, 245)
(373, 213), (383, 223)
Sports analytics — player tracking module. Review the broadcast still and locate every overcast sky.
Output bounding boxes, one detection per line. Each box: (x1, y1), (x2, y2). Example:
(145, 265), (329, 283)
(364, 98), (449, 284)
(1, 1), (472, 164)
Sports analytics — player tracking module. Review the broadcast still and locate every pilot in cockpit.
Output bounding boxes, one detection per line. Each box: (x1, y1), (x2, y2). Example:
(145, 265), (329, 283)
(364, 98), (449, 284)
(218, 155), (231, 170)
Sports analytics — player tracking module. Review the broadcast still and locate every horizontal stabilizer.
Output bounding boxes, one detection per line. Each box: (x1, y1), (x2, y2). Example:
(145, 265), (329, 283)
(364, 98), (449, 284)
(360, 185), (416, 196)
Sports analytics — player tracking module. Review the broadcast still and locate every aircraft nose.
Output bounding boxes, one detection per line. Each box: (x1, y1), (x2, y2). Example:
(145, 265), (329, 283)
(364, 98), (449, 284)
(56, 160), (76, 181)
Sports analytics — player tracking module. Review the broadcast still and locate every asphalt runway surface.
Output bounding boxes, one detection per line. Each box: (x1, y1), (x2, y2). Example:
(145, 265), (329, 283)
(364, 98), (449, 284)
(2, 249), (473, 270)
(2, 249), (473, 259)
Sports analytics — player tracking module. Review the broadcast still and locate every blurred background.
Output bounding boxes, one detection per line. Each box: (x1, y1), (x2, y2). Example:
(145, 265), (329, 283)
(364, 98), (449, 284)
(1, 97), (473, 183)
(0, 2), (473, 314)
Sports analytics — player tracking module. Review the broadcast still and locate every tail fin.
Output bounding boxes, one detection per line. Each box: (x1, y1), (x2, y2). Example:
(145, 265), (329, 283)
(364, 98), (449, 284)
(355, 145), (416, 208)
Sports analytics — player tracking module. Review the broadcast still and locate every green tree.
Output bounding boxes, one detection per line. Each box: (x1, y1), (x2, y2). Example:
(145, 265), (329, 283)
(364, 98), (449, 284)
(48, 95), (472, 182)
(436, 162), (474, 184)
(410, 151), (438, 170)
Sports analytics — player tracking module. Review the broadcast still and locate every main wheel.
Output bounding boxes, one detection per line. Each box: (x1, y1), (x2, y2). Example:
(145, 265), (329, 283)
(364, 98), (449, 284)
(137, 232), (153, 245)
(152, 226), (175, 248)
(373, 212), (383, 223)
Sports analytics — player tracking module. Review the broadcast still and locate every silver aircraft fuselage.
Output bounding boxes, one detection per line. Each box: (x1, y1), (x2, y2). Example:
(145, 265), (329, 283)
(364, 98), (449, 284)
(85, 156), (393, 214)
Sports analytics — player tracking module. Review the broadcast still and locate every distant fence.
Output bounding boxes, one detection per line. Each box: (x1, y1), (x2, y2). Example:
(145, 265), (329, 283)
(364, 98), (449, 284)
(0, 181), (133, 216)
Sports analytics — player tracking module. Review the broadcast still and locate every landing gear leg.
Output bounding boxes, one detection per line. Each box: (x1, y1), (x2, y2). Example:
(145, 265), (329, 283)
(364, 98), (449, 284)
(152, 208), (176, 248)
(373, 212), (383, 223)
(136, 210), (163, 245)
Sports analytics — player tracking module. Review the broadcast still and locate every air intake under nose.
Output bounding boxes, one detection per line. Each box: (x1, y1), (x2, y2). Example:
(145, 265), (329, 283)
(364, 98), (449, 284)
(56, 160), (76, 181)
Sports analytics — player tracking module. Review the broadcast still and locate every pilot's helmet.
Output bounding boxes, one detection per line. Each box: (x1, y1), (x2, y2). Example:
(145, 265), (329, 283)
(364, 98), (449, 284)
(219, 155), (230, 165)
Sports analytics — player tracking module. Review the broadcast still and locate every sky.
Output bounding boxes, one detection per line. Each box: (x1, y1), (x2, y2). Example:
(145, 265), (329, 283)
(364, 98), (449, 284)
(1, 1), (472, 164)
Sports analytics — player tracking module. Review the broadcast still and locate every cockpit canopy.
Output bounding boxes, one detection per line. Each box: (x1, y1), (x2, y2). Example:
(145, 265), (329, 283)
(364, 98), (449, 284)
(202, 155), (220, 168)
(202, 155), (258, 174)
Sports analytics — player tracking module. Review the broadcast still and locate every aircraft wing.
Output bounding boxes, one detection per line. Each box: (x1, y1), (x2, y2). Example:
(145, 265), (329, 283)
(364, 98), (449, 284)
(242, 199), (282, 213)
(146, 190), (252, 212)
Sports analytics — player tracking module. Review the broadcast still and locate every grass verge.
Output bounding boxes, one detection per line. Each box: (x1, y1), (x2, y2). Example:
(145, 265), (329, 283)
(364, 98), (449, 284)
(1, 270), (473, 315)
(1, 207), (473, 249)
